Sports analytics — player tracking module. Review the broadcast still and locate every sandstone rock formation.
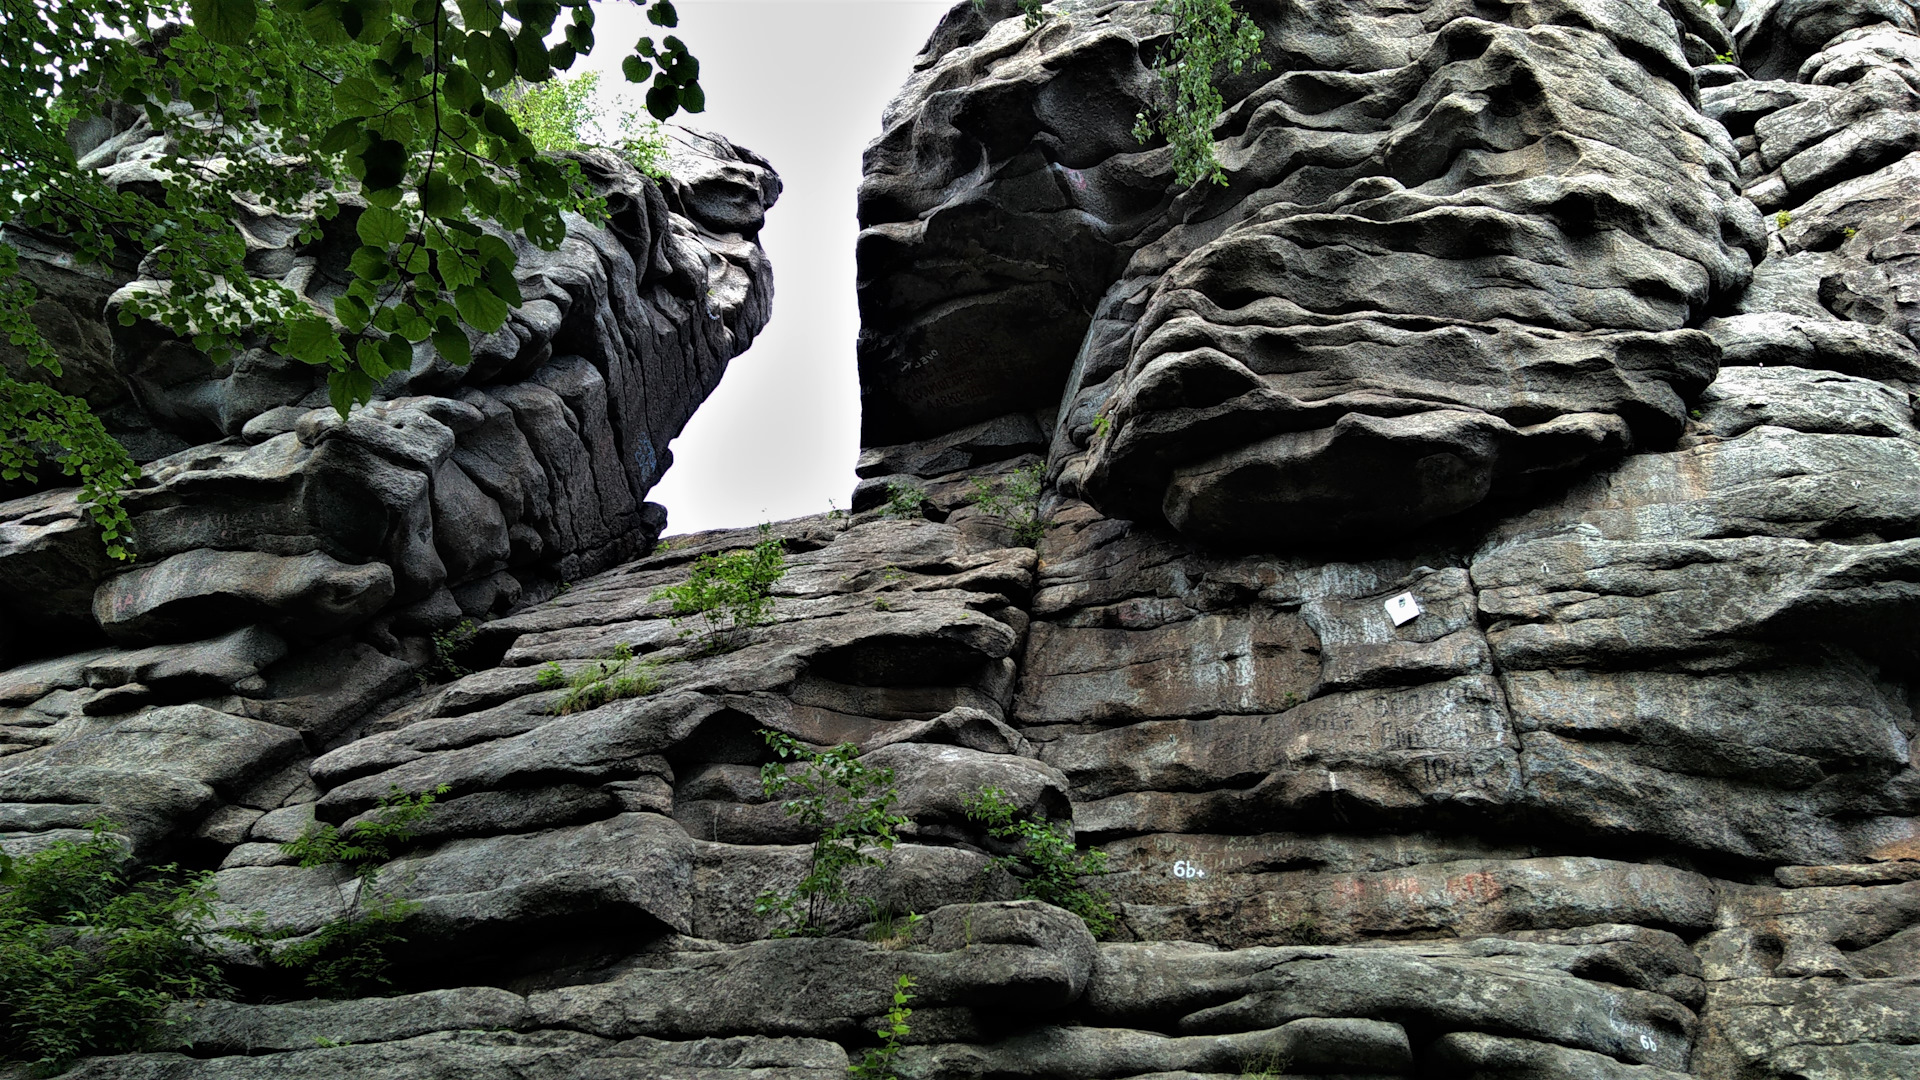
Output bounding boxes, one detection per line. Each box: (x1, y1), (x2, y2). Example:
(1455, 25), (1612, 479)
(5, 1), (1920, 1079)
(0, 121), (778, 667)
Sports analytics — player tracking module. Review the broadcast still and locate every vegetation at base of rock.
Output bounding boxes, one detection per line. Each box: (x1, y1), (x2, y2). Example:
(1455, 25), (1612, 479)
(282, 785), (449, 887)
(0, 0), (702, 558)
(494, 71), (671, 180)
(863, 904), (923, 947)
(1133, 0), (1268, 187)
(250, 893), (416, 999)
(879, 481), (927, 520)
(427, 619), (481, 682)
(1239, 1047), (1293, 1080)
(847, 974), (915, 1080)
(268, 785), (450, 997)
(755, 731), (907, 938)
(963, 786), (1116, 937)
(537, 643), (662, 714)
(651, 527), (787, 646)
(0, 823), (224, 1073)
(969, 463), (1045, 546)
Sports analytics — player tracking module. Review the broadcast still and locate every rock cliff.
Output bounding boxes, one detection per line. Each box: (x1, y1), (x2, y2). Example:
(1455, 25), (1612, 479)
(4, 1), (1920, 1079)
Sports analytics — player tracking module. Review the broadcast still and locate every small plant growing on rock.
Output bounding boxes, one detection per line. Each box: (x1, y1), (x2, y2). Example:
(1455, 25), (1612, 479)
(538, 644), (662, 715)
(1090, 413), (1112, 440)
(963, 786), (1116, 937)
(1240, 1047), (1293, 1080)
(848, 974), (916, 1080)
(755, 731), (907, 938)
(879, 481), (928, 520)
(864, 903), (924, 948)
(426, 619), (481, 683)
(969, 463), (1046, 546)
(1133, 0), (1269, 187)
(0, 823), (225, 1072)
(271, 785), (449, 997)
(281, 786), (448, 886)
(1775, 210), (1793, 229)
(651, 526), (787, 649)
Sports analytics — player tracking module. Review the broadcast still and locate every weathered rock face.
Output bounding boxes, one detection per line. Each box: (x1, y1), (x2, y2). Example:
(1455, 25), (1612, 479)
(0, 122), (778, 663)
(862, 0), (1765, 549)
(6, 1), (1920, 1079)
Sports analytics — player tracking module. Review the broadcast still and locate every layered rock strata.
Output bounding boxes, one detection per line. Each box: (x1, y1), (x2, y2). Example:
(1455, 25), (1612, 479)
(0, 122), (778, 666)
(5, 1), (1920, 1079)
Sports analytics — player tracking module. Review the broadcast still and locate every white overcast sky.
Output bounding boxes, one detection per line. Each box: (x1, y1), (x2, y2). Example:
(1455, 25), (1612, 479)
(580, 0), (954, 533)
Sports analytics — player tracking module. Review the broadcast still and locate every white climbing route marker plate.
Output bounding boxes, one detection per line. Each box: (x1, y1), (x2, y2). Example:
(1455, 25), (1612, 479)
(1385, 592), (1421, 626)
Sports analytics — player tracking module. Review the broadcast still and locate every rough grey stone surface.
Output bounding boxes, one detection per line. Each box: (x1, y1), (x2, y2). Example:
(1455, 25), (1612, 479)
(7, 3), (1920, 1079)
(0, 124), (778, 665)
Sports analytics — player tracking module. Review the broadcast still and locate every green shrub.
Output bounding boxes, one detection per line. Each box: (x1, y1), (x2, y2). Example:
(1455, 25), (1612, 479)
(651, 526), (787, 647)
(0, 824), (224, 1072)
(755, 732), (907, 938)
(969, 463), (1045, 546)
(1133, 0), (1268, 187)
(267, 786), (449, 996)
(878, 481), (927, 520)
(537, 644), (662, 714)
(847, 974), (916, 1080)
(963, 786), (1116, 937)
(281, 785), (448, 889)
(496, 72), (670, 180)
(427, 618), (479, 682)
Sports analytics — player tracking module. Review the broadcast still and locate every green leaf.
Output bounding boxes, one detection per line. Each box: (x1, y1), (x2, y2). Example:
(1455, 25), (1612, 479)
(189, 0), (259, 46)
(394, 304), (433, 342)
(547, 41), (576, 70)
(622, 55), (653, 84)
(515, 26), (553, 81)
(646, 84), (679, 120)
(355, 205), (408, 247)
(334, 76), (384, 118)
(328, 367), (376, 418)
(680, 83), (705, 113)
(456, 0), (502, 31)
(420, 172), (466, 219)
(285, 316), (348, 368)
(350, 244), (394, 281)
(442, 64), (482, 111)
(317, 119), (365, 154)
(648, 0), (678, 27)
(465, 175), (502, 217)
(355, 338), (392, 378)
(356, 137), (408, 192)
(484, 259), (523, 307)
(433, 326), (474, 366)
(481, 102), (521, 142)
(523, 206), (566, 249)
(454, 285), (510, 334)
(380, 336), (413, 373)
(474, 233), (514, 267)
(334, 294), (371, 332)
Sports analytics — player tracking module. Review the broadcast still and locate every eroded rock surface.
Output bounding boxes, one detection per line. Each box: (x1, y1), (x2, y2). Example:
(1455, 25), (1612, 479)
(6, 1), (1920, 1079)
(0, 124), (778, 666)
